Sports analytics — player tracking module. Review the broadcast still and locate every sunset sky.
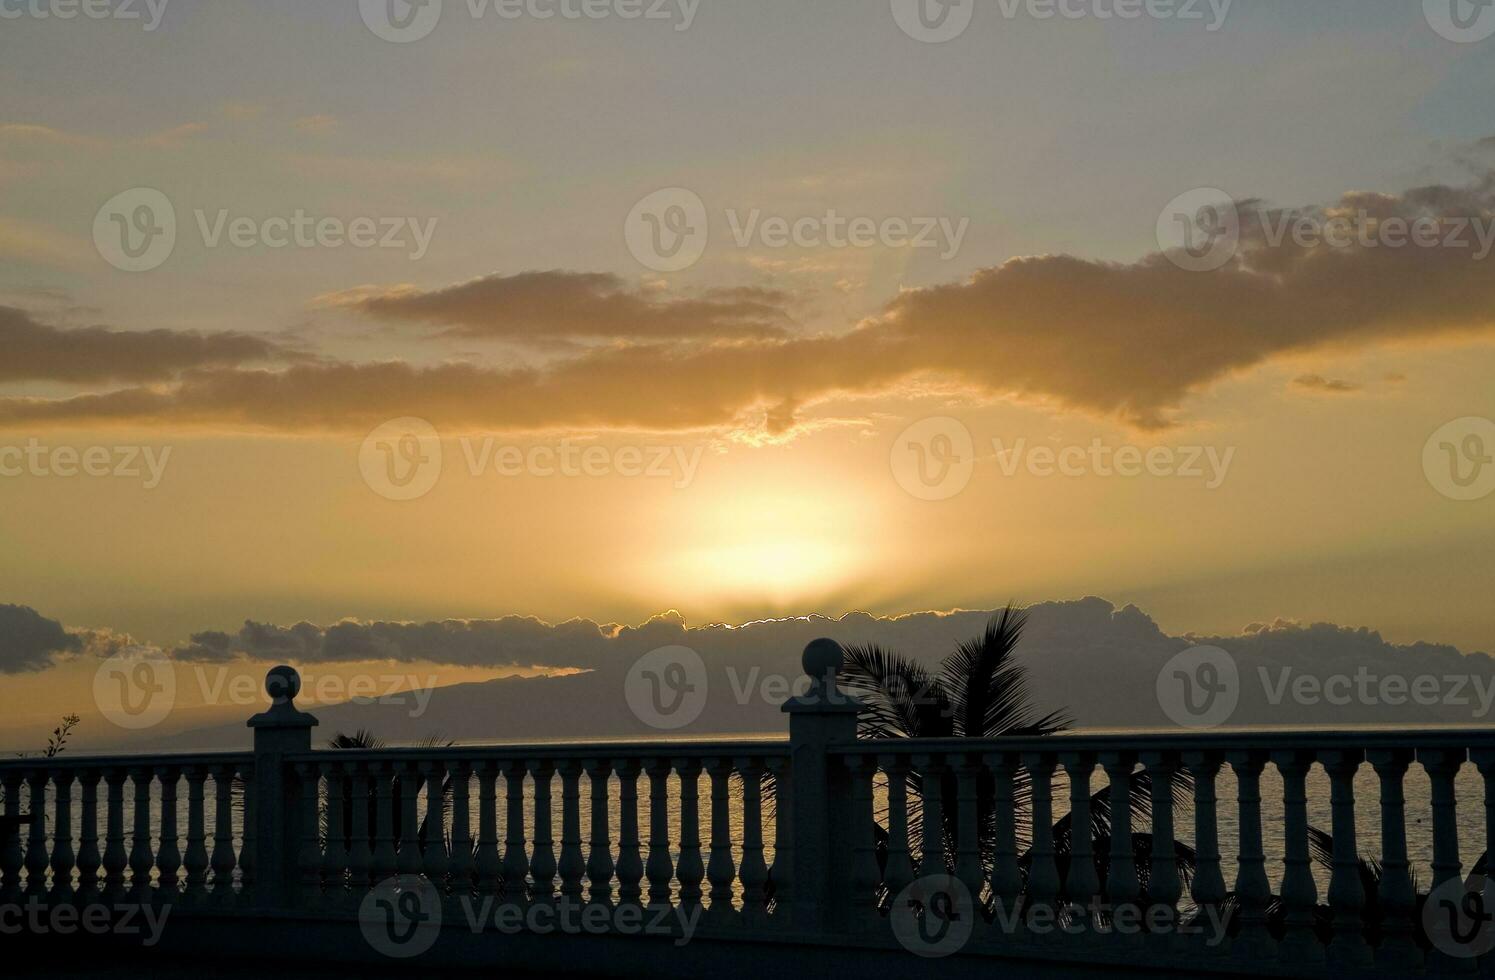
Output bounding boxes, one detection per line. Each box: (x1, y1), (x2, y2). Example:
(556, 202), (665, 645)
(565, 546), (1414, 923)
(2, 1), (1494, 730)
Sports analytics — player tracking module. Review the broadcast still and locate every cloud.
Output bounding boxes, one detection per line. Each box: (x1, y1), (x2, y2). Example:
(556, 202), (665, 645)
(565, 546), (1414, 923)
(0, 307), (294, 385)
(1292, 374), (1361, 394)
(6, 164), (1495, 433)
(156, 598), (1495, 736)
(319, 271), (796, 344)
(293, 115), (339, 133)
(0, 604), (81, 673)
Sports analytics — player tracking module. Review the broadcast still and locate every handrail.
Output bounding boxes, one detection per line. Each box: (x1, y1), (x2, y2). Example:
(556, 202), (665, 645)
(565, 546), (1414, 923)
(0, 750), (253, 772)
(831, 727), (1495, 754)
(282, 738), (788, 764)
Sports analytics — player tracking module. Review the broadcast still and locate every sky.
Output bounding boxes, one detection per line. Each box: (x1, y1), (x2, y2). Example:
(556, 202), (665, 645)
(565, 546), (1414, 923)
(2, 1), (1495, 728)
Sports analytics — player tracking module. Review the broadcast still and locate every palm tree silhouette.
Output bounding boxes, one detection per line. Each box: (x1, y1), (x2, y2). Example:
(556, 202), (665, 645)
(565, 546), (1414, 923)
(836, 605), (1198, 913)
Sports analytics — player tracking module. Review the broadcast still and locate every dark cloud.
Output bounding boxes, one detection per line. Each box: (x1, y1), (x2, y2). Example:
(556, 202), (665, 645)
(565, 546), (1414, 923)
(0, 604), (81, 673)
(0, 306), (291, 385)
(1292, 374), (1361, 394)
(322, 271), (794, 344)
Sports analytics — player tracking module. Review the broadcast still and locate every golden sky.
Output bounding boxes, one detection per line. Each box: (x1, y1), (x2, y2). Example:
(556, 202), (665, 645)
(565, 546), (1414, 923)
(2, 2), (1494, 730)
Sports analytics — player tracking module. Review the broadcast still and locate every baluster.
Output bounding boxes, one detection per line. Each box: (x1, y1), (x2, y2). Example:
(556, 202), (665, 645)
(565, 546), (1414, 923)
(129, 767), (155, 903)
(1320, 749), (1370, 969)
(880, 755), (915, 905)
(420, 761), (448, 888)
(48, 772), (75, 905)
(1138, 751), (1180, 950)
(1423, 747), (1473, 973)
(846, 754), (880, 928)
(76, 770), (102, 905)
(915, 754), (947, 879)
(25, 771), (49, 899)
(985, 752), (1022, 936)
(448, 762), (473, 901)
(706, 757), (736, 920)
(183, 767), (209, 903)
(735, 757), (767, 921)
(645, 759), (675, 908)
(103, 770), (130, 903)
(296, 762), (322, 903)
(557, 761), (586, 907)
(529, 761), (557, 904)
(954, 756), (983, 913)
(615, 760), (644, 908)
(209, 765), (236, 904)
(1273, 750), (1322, 963)
(1060, 752), (1099, 928)
(396, 762), (421, 878)
(766, 756), (792, 915)
(1473, 749), (1495, 972)
(322, 761), (348, 901)
(476, 763), (502, 899)
(498, 762), (526, 904)
(346, 763), (373, 893)
(1, 772), (24, 904)
(585, 759), (615, 908)
(155, 768), (180, 898)
(371, 763), (397, 885)
(1226, 750), (1273, 958)
(1023, 752), (1061, 930)
(1366, 749), (1418, 969)
(1100, 752), (1140, 944)
(1424, 749), (1467, 891)
(1181, 750), (1224, 954)
(238, 764), (254, 904)
(676, 759), (705, 913)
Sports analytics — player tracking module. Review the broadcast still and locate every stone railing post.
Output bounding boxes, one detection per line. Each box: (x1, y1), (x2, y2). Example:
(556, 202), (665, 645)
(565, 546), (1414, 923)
(782, 638), (862, 934)
(247, 665), (318, 909)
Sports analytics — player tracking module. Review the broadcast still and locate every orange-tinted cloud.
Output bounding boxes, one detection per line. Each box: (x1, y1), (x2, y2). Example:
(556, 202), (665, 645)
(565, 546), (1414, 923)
(0, 307), (293, 385)
(320, 270), (796, 344)
(5, 169), (1495, 433)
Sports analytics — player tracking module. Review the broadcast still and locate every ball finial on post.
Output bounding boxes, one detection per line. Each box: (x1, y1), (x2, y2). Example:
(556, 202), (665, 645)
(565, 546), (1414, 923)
(264, 665), (302, 705)
(802, 638), (845, 696)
